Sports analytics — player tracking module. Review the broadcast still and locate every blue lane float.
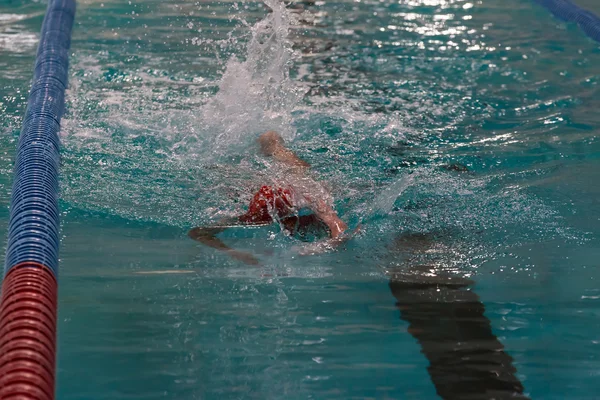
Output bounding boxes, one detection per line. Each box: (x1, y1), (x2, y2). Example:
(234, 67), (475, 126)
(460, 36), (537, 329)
(534, 0), (600, 42)
(0, 1), (75, 399)
(4, 0), (75, 277)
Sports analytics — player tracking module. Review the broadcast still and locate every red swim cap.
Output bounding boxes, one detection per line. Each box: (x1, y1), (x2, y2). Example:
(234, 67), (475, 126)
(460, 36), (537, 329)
(239, 186), (295, 224)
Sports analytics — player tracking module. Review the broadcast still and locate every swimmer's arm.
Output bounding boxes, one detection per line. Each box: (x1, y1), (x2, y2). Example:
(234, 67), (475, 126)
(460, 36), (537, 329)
(295, 200), (356, 256)
(312, 202), (348, 239)
(271, 146), (311, 169)
(258, 131), (310, 169)
(188, 220), (261, 266)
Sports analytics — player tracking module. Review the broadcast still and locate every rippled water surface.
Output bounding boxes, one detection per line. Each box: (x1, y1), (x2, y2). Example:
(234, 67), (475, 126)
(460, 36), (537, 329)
(1, 0), (600, 399)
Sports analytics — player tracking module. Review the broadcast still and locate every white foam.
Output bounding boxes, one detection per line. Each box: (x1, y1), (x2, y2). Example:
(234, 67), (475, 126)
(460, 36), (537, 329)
(199, 0), (305, 156)
(0, 14), (28, 23)
(0, 32), (38, 53)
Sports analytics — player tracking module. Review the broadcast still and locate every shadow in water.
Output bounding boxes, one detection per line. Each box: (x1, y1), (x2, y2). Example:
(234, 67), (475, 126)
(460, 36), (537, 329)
(388, 232), (529, 400)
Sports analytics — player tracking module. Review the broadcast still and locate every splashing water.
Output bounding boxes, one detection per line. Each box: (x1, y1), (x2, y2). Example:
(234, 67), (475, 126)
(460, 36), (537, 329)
(200, 0), (306, 156)
(365, 172), (418, 221)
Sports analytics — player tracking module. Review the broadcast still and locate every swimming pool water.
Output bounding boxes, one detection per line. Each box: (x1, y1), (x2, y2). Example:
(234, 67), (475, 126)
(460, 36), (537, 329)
(1, 0), (600, 399)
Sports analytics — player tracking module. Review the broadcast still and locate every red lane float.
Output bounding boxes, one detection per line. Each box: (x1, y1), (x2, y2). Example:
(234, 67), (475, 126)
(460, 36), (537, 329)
(0, 264), (58, 400)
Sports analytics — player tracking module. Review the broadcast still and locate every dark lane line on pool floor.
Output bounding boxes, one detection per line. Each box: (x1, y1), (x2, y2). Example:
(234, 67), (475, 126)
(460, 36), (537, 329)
(388, 232), (529, 400)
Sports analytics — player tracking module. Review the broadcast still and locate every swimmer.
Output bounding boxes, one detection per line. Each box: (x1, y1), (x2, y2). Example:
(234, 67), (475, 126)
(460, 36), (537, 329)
(188, 131), (349, 265)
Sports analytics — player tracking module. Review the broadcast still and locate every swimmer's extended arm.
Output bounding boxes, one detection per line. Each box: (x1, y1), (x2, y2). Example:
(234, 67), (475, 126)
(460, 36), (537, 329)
(188, 219), (261, 265)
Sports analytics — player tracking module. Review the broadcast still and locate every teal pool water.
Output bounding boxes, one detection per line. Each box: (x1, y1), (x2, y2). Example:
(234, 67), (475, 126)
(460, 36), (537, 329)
(1, 0), (600, 398)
